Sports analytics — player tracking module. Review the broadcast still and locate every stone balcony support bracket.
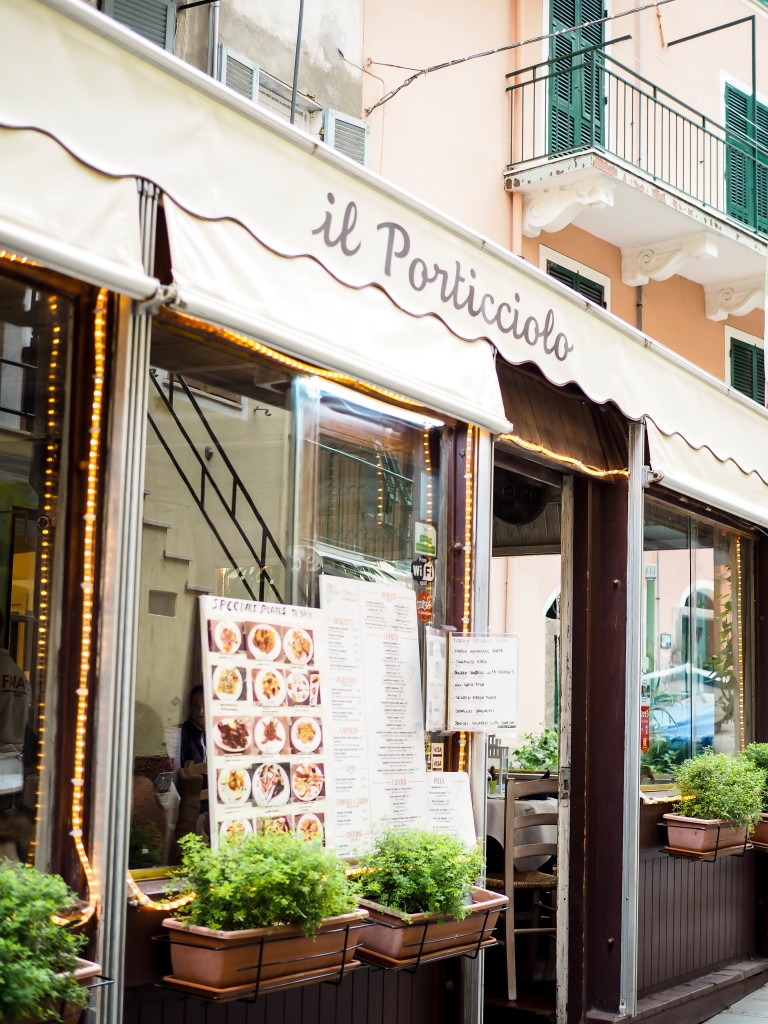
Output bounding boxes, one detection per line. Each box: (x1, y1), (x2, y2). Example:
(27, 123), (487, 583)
(704, 278), (765, 321)
(621, 232), (718, 287)
(521, 173), (615, 238)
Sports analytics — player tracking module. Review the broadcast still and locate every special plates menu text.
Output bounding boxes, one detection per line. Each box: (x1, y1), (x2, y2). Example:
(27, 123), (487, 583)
(200, 596), (331, 848)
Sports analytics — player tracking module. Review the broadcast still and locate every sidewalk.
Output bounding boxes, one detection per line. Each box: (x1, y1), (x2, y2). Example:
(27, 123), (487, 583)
(706, 982), (768, 1024)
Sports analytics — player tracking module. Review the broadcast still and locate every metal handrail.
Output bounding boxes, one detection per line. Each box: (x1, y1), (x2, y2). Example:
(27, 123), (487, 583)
(506, 52), (768, 236)
(148, 370), (287, 604)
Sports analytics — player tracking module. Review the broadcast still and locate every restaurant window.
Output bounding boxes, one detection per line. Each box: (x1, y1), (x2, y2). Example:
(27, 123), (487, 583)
(129, 322), (443, 870)
(641, 501), (752, 785)
(0, 276), (72, 867)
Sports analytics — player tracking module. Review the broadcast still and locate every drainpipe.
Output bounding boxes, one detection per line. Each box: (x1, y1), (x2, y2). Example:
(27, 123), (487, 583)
(290, 0), (305, 125)
(510, 0), (524, 256)
(208, 1), (219, 79)
(636, 285), (643, 333)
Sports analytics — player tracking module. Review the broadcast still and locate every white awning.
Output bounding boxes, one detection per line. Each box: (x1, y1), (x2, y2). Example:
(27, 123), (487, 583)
(0, 126), (155, 299)
(6, 0), (768, 518)
(646, 419), (768, 529)
(164, 202), (509, 433)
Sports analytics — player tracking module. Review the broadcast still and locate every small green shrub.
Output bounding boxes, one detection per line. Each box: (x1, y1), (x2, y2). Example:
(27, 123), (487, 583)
(508, 725), (558, 771)
(0, 861), (87, 1024)
(741, 743), (768, 811)
(672, 749), (766, 825)
(352, 827), (484, 922)
(172, 832), (357, 936)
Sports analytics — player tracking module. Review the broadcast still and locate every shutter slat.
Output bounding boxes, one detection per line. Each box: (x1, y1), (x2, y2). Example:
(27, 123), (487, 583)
(112, 0), (171, 48)
(547, 261), (605, 307)
(225, 58), (256, 98)
(324, 110), (369, 165)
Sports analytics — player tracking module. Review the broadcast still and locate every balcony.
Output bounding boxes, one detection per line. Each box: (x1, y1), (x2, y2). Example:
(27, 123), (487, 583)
(503, 47), (767, 320)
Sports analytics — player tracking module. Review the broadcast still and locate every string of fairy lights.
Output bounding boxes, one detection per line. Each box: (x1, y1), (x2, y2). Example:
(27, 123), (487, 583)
(736, 536), (745, 751)
(498, 432), (630, 479)
(457, 426), (475, 774)
(28, 296), (63, 862)
(51, 289), (108, 926)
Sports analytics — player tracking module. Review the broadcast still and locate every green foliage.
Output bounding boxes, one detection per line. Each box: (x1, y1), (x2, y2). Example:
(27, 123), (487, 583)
(641, 737), (686, 781)
(129, 817), (164, 868)
(672, 749), (766, 825)
(0, 861), (87, 1024)
(352, 827), (484, 922)
(508, 725), (558, 771)
(741, 743), (768, 811)
(172, 832), (357, 936)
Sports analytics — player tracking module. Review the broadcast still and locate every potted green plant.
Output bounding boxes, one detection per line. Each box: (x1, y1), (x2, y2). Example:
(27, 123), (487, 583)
(741, 743), (768, 845)
(663, 749), (766, 857)
(163, 832), (366, 996)
(508, 725), (558, 775)
(0, 861), (99, 1024)
(351, 827), (506, 966)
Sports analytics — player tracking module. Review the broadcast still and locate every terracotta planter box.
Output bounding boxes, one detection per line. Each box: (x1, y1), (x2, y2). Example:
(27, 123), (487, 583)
(751, 813), (768, 846)
(22, 957), (101, 1024)
(663, 813), (748, 854)
(163, 911), (367, 991)
(357, 886), (507, 965)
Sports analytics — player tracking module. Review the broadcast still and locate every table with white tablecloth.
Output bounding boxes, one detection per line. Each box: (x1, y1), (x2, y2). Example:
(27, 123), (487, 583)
(486, 794), (558, 871)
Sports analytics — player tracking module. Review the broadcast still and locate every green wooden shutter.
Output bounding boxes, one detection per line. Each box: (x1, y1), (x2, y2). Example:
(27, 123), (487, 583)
(547, 260), (606, 307)
(580, 0), (604, 146)
(756, 102), (768, 231)
(102, 0), (175, 50)
(730, 338), (765, 404)
(548, 0), (604, 154)
(725, 83), (768, 231)
(726, 84), (753, 226)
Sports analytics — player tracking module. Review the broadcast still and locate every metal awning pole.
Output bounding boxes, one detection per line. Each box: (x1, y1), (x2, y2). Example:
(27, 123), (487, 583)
(290, 0), (305, 125)
(619, 419), (645, 1018)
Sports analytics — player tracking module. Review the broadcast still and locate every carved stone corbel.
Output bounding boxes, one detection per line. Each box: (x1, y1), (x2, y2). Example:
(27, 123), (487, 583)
(522, 174), (615, 238)
(704, 278), (765, 321)
(621, 232), (718, 286)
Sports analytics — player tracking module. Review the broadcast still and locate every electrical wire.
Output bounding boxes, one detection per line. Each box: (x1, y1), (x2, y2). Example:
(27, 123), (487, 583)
(366, 0), (683, 114)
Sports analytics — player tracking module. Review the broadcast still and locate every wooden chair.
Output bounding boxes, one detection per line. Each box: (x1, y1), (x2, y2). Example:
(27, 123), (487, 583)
(486, 776), (558, 1000)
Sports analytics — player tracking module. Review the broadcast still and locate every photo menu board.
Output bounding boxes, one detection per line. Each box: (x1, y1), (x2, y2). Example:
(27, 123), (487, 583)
(199, 595), (332, 849)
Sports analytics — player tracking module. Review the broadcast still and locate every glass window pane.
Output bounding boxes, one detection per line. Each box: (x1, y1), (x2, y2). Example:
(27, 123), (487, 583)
(293, 377), (442, 604)
(131, 324), (295, 870)
(641, 501), (750, 785)
(0, 278), (71, 865)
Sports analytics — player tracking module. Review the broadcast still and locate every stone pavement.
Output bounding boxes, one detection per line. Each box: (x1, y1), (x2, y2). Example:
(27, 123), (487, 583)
(705, 983), (768, 1024)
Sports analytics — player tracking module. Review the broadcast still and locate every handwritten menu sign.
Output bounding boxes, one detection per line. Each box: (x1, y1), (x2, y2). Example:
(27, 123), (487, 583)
(319, 577), (429, 856)
(199, 596), (332, 849)
(425, 626), (448, 732)
(427, 772), (477, 849)
(448, 633), (519, 731)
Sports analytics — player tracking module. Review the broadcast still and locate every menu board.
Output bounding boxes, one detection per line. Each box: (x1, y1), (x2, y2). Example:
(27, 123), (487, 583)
(200, 596), (331, 849)
(319, 576), (429, 856)
(425, 626), (448, 732)
(448, 633), (519, 731)
(427, 772), (477, 849)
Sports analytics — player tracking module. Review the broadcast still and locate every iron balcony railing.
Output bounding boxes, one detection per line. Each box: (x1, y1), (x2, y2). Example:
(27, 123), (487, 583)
(506, 46), (768, 237)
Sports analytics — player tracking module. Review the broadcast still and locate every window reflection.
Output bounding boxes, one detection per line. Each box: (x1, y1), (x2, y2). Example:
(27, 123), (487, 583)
(641, 502), (749, 783)
(0, 278), (70, 865)
(130, 326), (443, 870)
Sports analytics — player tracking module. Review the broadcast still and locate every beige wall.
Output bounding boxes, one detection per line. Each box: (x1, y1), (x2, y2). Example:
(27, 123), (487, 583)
(362, 0), (516, 248)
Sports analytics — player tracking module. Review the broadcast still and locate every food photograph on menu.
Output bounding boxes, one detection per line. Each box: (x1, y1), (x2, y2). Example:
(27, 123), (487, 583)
(200, 598), (331, 848)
